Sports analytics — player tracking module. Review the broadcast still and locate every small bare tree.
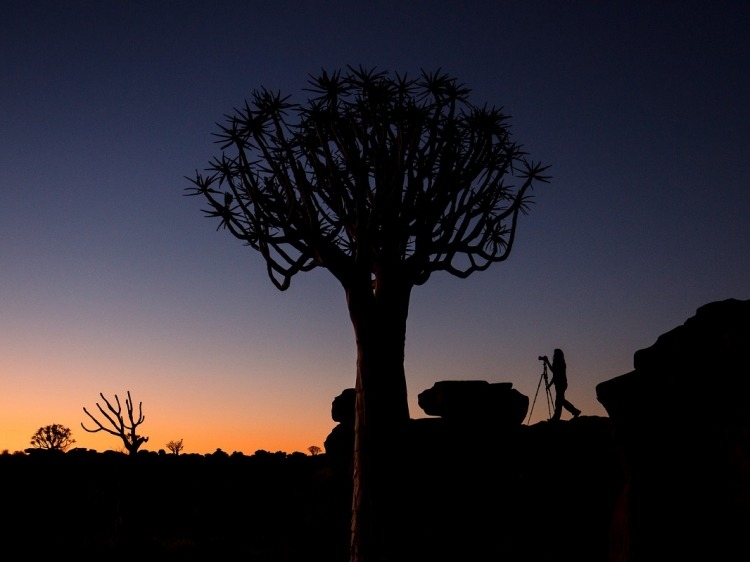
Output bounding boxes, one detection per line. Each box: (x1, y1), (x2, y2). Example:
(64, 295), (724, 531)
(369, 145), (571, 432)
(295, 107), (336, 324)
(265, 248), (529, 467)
(81, 391), (149, 455)
(166, 439), (184, 455)
(30, 423), (76, 451)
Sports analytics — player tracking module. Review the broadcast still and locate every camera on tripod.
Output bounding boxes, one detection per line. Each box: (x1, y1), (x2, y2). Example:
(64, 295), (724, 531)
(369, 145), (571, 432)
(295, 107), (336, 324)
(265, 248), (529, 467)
(527, 355), (554, 424)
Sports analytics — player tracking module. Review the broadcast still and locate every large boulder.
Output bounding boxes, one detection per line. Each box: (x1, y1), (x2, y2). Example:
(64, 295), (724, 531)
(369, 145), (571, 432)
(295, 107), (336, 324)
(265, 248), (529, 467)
(323, 388), (355, 467)
(417, 380), (529, 426)
(596, 298), (750, 561)
(330, 387), (355, 426)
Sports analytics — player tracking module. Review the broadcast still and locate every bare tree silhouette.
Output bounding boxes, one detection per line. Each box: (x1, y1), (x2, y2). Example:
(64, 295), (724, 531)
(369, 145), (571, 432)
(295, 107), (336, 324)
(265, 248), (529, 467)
(188, 66), (549, 562)
(81, 391), (149, 455)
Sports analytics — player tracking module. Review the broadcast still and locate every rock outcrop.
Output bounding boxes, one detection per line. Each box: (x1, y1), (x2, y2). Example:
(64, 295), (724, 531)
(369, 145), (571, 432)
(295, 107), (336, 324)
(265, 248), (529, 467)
(323, 382), (619, 561)
(321, 299), (750, 561)
(596, 298), (750, 561)
(324, 379), (529, 463)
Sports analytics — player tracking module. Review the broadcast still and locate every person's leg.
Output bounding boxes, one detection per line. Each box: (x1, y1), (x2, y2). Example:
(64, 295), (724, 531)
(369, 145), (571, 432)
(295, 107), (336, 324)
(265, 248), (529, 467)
(564, 400), (581, 417)
(552, 395), (563, 420)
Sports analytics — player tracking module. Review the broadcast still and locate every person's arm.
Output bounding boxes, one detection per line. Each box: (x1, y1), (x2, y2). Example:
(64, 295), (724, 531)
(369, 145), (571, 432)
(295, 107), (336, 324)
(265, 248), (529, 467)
(544, 357), (555, 387)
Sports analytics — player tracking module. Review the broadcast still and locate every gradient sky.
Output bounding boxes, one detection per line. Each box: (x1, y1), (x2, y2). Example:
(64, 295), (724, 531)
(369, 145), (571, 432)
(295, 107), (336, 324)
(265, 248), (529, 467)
(2, 1), (748, 455)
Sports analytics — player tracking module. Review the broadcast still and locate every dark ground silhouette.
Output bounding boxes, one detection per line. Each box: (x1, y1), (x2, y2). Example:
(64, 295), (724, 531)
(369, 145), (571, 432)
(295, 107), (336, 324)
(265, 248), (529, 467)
(2, 417), (621, 562)
(3, 298), (748, 561)
(2, 448), (349, 560)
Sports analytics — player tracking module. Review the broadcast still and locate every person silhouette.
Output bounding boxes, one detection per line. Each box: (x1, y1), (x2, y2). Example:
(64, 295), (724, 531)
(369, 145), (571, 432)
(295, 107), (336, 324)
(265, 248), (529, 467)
(543, 348), (581, 421)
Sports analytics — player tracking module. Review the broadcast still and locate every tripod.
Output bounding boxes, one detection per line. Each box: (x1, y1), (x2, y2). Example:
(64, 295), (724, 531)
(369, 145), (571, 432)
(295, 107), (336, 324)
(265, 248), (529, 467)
(527, 362), (554, 424)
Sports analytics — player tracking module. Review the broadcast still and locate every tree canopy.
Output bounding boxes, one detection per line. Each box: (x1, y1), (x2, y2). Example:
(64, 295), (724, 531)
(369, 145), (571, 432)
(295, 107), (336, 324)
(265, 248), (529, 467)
(29, 423), (75, 451)
(187, 66), (549, 292)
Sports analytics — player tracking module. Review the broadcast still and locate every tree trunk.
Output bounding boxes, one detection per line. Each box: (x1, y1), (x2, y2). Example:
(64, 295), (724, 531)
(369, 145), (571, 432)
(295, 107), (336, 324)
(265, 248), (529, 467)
(346, 277), (412, 562)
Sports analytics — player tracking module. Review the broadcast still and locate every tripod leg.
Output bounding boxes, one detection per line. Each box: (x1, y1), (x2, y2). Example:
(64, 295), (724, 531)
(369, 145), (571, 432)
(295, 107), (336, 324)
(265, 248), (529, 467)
(526, 372), (545, 425)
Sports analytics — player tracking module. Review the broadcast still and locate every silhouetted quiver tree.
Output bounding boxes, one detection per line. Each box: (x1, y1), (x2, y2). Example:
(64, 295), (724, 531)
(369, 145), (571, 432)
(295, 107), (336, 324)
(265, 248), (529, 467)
(188, 66), (549, 562)
(81, 391), (149, 455)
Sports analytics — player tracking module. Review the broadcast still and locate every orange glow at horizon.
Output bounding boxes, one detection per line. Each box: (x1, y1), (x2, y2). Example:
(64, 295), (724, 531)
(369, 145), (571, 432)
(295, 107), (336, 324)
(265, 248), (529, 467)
(1, 405), (334, 456)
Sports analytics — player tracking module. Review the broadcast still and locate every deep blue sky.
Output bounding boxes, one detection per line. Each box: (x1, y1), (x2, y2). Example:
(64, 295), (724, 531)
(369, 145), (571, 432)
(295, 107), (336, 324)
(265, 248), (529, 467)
(2, 1), (748, 454)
